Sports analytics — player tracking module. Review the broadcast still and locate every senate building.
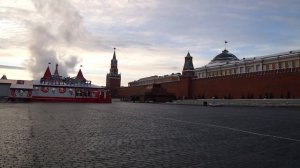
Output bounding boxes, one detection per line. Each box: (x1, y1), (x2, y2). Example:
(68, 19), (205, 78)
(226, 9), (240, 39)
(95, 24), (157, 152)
(195, 49), (300, 78)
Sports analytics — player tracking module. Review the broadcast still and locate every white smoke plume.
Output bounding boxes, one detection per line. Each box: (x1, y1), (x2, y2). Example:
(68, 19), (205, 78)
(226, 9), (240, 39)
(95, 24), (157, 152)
(28, 0), (84, 79)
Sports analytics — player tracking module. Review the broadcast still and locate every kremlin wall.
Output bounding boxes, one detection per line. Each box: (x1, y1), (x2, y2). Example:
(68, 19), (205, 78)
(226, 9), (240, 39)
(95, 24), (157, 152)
(108, 48), (300, 102)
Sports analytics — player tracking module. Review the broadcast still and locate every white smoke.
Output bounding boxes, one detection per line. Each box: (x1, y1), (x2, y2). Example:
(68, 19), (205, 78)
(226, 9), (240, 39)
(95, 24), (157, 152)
(28, 0), (84, 79)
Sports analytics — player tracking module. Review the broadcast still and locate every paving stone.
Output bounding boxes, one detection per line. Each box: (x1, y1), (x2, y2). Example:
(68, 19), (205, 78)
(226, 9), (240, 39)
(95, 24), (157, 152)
(0, 102), (300, 167)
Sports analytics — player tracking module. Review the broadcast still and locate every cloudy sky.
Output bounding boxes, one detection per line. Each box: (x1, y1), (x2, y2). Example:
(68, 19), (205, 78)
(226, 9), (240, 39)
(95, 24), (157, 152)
(1, 0), (300, 86)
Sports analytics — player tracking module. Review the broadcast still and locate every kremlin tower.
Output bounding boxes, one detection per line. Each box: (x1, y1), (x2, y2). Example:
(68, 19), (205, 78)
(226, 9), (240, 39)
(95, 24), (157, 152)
(106, 48), (121, 98)
(182, 52), (195, 77)
(180, 52), (196, 99)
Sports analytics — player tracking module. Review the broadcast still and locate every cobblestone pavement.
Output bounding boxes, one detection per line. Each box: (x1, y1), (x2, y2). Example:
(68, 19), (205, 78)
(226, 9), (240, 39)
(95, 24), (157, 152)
(0, 102), (300, 168)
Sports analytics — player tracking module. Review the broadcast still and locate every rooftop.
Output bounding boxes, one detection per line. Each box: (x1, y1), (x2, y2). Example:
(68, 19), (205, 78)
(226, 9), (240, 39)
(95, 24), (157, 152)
(209, 49), (239, 64)
(197, 49), (300, 69)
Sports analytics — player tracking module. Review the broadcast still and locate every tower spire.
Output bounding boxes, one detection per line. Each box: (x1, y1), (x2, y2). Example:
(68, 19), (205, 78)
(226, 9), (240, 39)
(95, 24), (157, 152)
(42, 65), (52, 80)
(54, 63), (59, 77)
(110, 47), (118, 75)
(225, 40), (228, 50)
(187, 51), (191, 57)
(113, 48), (116, 59)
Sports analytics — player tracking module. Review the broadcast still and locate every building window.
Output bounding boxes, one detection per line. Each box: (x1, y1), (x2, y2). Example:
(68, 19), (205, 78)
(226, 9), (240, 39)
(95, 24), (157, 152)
(240, 67), (244, 73)
(292, 60), (296, 68)
(256, 64), (260, 71)
(288, 61), (293, 68)
(295, 60), (299, 67)
(281, 62), (285, 69)
(268, 64), (273, 70)
(263, 65), (267, 71)
(275, 63), (279, 69)
(285, 61), (289, 68)
(278, 62), (282, 69)
(247, 66), (254, 73)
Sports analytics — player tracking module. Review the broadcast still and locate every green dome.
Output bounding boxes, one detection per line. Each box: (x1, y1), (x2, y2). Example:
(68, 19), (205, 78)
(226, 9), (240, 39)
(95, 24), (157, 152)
(209, 49), (239, 64)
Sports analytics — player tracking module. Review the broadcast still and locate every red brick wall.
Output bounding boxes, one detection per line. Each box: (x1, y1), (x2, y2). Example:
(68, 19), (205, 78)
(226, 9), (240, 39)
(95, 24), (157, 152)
(118, 85), (148, 98)
(190, 68), (300, 99)
(160, 81), (181, 98)
(107, 77), (121, 97)
(118, 68), (300, 99)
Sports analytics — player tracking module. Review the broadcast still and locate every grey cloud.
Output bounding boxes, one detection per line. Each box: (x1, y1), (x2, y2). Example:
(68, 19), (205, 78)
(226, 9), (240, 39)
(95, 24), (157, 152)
(0, 65), (25, 70)
(1, 0), (300, 85)
(28, 0), (85, 79)
(63, 55), (82, 73)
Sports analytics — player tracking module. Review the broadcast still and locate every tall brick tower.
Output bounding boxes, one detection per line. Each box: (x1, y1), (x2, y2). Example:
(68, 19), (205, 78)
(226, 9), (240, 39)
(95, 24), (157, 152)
(180, 52), (195, 99)
(106, 48), (121, 97)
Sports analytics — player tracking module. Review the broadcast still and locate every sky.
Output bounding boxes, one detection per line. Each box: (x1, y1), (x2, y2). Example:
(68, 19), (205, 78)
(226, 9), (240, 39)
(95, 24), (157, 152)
(1, 0), (300, 86)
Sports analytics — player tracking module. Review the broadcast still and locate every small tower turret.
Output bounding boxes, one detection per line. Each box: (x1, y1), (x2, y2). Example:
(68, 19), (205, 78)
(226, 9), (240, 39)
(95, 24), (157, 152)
(182, 52), (195, 77)
(41, 64), (52, 83)
(76, 68), (86, 81)
(1, 75), (7, 80)
(54, 64), (59, 77)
